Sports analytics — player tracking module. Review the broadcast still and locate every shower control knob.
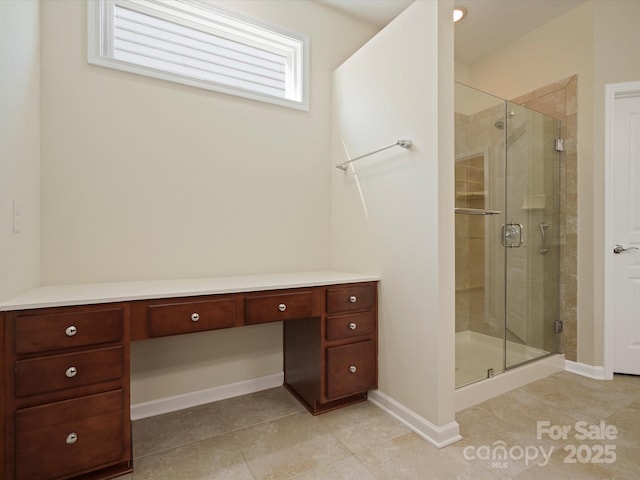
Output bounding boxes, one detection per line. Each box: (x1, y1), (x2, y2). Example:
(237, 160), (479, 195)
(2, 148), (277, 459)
(613, 244), (639, 254)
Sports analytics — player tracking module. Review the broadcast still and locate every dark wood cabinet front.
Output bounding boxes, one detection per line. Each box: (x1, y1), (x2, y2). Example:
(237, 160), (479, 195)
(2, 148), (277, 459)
(147, 297), (237, 337)
(284, 282), (378, 415)
(14, 307), (124, 355)
(3, 304), (132, 480)
(326, 340), (376, 400)
(15, 346), (124, 398)
(245, 289), (316, 324)
(15, 390), (127, 480)
(2, 278), (377, 479)
(326, 311), (375, 341)
(326, 284), (376, 314)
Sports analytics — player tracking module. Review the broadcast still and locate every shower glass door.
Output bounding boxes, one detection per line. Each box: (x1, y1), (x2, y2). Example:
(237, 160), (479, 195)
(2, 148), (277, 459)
(504, 102), (561, 368)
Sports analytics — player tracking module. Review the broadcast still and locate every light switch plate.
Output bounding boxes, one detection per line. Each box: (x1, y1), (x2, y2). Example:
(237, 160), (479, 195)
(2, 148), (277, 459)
(13, 200), (22, 233)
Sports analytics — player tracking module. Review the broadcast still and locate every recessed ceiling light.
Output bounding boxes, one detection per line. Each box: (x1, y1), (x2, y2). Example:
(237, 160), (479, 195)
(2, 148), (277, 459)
(453, 7), (467, 23)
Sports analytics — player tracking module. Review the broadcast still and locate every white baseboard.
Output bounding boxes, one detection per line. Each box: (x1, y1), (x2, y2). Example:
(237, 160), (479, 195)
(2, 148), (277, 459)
(368, 390), (462, 448)
(564, 360), (607, 380)
(130, 372), (284, 420)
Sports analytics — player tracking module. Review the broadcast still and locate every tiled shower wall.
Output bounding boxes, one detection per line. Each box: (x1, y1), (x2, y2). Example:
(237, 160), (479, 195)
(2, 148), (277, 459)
(512, 75), (578, 361)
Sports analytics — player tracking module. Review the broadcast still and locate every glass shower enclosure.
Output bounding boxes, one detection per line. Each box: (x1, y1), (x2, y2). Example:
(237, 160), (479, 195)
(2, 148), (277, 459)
(455, 82), (561, 388)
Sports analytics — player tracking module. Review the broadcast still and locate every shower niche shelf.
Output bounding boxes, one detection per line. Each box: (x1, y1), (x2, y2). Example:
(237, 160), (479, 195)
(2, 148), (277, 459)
(521, 194), (546, 210)
(456, 191), (487, 200)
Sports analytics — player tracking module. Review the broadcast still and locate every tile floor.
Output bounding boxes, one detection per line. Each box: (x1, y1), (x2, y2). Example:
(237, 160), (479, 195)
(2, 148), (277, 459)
(124, 371), (640, 479)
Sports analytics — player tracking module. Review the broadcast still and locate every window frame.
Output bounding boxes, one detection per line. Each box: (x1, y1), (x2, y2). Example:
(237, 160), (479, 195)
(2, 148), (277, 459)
(87, 0), (310, 111)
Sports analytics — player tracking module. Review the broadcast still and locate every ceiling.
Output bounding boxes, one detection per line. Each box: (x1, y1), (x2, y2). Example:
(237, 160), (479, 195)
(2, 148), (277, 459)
(317, 0), (586, 65)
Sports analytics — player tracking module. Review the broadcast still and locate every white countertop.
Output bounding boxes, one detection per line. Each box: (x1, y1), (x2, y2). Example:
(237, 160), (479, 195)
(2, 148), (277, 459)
(0, 271), (380, 311)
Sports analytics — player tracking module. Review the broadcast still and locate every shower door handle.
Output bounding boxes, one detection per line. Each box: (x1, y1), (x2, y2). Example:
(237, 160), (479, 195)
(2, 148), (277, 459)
(538, 223), (548, 255)
(502, 223), (523, 248)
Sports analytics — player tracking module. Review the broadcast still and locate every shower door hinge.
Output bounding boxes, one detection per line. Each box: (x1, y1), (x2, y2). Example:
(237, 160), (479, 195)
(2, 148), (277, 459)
(555, 138), (564, 152)
(554, 319), (564, 334)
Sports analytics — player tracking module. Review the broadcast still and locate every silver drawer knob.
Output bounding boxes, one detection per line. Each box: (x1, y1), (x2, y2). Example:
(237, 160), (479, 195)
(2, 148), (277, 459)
(278, 303), (287, 312)
(349, 295), (357, 303)
(191, 313), (200, 322)
(349, 322), (357, 330)
(349, 365), (357, 373)
(66, 432), (78, 445)
(65, 366), (78, 378)
(65, 325), (77, 337)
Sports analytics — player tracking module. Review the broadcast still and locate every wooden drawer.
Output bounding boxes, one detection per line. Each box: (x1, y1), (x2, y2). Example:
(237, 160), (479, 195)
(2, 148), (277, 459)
(326, 340), (376, 400)
(15, 390), (125, 480)
(326, 311), (375, 341)
(14, 307), (123, 355)
(326, 284), (376, 314)
(245, 290), (314, 324)
(15, 346), (123, 398)
(147, 298), (236, 337)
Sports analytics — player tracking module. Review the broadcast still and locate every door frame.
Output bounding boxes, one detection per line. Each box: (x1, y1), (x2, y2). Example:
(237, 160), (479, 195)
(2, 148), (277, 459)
(603, 80), (640, 379)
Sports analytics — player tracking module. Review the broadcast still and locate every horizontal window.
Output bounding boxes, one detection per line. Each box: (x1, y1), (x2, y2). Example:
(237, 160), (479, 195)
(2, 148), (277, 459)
(88, 0), (309, 110)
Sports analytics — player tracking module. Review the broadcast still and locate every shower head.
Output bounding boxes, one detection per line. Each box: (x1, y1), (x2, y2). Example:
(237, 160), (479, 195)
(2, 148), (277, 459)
(494, 110), (514, 130)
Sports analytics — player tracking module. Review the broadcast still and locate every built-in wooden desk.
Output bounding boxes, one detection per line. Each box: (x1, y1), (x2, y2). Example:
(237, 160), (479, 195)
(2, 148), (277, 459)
(0, 271), (378, 480)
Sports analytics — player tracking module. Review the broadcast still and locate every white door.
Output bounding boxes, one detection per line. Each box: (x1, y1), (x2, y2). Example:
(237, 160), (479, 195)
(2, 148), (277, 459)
(607, 85), (640, 375)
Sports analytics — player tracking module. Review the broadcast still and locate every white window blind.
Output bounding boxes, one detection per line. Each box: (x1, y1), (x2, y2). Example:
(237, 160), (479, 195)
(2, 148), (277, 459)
(88, 0), (309, 110)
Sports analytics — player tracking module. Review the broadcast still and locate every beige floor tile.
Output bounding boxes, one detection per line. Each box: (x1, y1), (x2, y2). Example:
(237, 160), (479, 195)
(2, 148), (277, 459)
(355, 432), (476, 479)
(131, 434), (254, 480)
(605, 404), (640, 442)
(231, 411), (350, 480)
(511, 441), (621, 480)
(132, 387), (305, 459)
(289, 456), (376, 480)
(609, 373), (640, 395)
(602, 443), (640, 479)
(126, 374), (640, 480)
(445, 436), (549, 478)
(217, 387), (306, 431)
(317, 400), (411, 453)
(455, 404), (538, 449)
(132, 401), (227, 458)
(513, 461), (613, 479)
(474, 388), (554, 418)
(520, 375), (628, 421)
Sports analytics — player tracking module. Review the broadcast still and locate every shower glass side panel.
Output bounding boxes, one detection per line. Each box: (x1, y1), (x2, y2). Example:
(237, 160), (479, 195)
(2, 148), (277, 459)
(504, 102), (560, 368)
(454, 83), (507, 388)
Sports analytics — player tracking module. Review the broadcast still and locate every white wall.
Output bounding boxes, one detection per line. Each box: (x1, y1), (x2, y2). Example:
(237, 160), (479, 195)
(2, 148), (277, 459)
(331, 0), (457, 434)
(38, 0), (377, 404)
(591, 0), (640, 365)
(0, 0), (41, 302)
(460, 0), (640, 367)
(40, 0), (376, 286)
(461, 2), (597, 364)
